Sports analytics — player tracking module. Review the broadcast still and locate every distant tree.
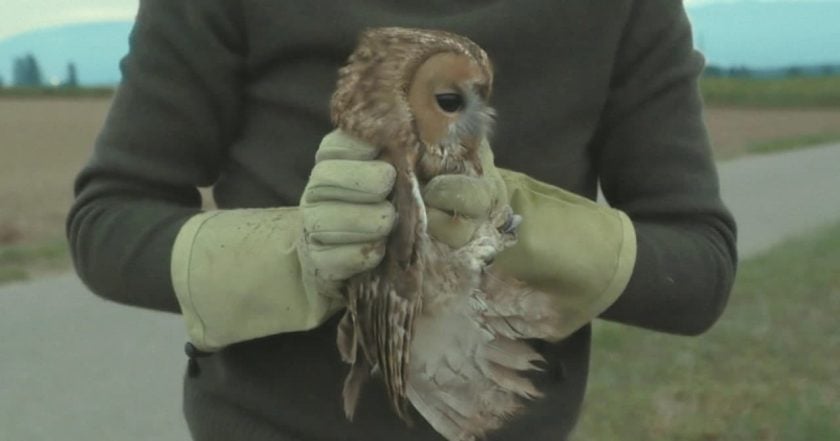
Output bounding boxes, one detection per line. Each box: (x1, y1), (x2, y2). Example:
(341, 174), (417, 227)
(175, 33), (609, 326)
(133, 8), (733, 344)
(0, 75), (5, 88)
(785, 66), (804, 78)
(63, 61), (79, 87)
(728, 66), (753, 78)
(28, 54), (44, 86)
(821, 65), (837, 76)
(12, 53), (44, 87)
(13, 57), (25, 85)
(703, 65), (725, 77)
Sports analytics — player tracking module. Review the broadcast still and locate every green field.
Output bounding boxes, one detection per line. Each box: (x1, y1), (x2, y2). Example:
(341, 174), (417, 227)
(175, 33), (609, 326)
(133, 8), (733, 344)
(701, 76), (840, 108)
(746, 132), (840, 155)
(573, 222), (840, 440)
(4, 76), (840, 108)
(0, 86), (115, 98)
(0, 239), (69, 284)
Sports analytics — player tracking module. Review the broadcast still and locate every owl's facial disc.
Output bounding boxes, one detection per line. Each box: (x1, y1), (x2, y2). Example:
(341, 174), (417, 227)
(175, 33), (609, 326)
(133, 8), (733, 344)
(408, 52), (492, 150)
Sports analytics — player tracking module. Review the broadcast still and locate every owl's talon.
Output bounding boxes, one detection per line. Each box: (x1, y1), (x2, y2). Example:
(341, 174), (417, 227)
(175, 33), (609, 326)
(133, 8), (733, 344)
(500, 214), (523, 234)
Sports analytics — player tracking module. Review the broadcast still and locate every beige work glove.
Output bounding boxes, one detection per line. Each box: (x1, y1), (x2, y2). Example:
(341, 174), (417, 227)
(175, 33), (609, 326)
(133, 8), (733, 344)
(423, 142), (637, 338)
(171, 131), (395, 352)
(423, 141), (509, 248)
(297, 131), (396, 300)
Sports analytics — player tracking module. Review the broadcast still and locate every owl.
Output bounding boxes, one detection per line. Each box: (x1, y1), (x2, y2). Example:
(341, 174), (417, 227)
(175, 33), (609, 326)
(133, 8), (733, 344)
(331, 27), (565, 441)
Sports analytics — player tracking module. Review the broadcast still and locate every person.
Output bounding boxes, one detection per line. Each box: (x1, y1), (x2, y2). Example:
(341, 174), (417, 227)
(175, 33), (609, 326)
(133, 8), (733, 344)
(66, 0), (737, 440)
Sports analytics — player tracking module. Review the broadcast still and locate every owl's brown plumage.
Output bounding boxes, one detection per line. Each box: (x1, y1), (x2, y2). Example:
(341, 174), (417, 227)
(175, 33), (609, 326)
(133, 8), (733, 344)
(332, 28), (564, 441)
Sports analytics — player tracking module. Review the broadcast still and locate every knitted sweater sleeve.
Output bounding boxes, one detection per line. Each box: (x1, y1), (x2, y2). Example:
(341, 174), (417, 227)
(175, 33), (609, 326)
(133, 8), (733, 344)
(66, 0), (245, 312)
(596, 0), (738, 335)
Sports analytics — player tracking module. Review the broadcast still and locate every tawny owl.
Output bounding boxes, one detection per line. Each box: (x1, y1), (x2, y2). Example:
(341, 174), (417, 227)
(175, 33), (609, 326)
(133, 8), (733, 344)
(331, 27), (565, 441)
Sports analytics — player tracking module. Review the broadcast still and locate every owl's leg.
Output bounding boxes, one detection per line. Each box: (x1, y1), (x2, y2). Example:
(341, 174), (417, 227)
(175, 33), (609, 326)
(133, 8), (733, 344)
(500, 213), (522, 234)
(493, 204), (522, 235)
(456, 205), (520, 270)
(457, 233), (501, 272)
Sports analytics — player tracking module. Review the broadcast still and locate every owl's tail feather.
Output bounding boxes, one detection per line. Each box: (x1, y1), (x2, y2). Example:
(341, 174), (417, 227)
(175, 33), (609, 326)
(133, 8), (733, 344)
(342, 357), (370, 421)
(345, 271), (420, 424)
(377, 285), (421, 424)
(337, 309), (357, 364)
(338, 310), (369, 421)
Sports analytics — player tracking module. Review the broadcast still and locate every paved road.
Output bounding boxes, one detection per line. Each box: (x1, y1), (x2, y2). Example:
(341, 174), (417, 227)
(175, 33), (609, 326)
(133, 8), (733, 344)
(718, 142), (840, 257)
(2, 143), (839, 441)
(0, 275), (190, 441)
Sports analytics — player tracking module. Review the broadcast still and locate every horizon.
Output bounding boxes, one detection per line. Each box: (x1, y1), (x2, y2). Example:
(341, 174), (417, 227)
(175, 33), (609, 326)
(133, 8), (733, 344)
(1, 0), (840, 85)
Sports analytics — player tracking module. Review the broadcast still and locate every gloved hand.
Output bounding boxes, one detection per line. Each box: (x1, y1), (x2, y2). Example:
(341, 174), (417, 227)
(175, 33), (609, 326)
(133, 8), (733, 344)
(423, 140), (508, 248)
(423, 142), (637, 338)
(297, 130), (397, 300)
(171, 131), (396, 352)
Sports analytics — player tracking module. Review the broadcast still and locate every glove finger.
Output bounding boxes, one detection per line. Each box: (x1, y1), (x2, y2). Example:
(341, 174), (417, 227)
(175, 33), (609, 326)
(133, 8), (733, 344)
(307, 240), (386, 280)
(477, 140), (509, 207)
(304, 201), (396, 245)
(426, 207), (479, 249)
(423, 174), (492, 220)
(316, 130), (380, 162)
(304, 160), (395, 204)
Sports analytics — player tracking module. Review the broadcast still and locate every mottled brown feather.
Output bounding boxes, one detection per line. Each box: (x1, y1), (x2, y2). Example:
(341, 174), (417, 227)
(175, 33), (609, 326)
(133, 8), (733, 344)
(333, 27), (492, 422)
(331, 27), (564, 441)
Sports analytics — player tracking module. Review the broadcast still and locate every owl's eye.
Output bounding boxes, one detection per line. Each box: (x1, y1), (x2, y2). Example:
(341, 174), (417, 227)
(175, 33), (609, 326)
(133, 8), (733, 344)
(435, 93), (464, 113)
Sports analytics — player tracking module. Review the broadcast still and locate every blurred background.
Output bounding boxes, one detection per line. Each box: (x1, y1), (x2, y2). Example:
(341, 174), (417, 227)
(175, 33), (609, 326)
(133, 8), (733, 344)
(1, 1), (838, 440)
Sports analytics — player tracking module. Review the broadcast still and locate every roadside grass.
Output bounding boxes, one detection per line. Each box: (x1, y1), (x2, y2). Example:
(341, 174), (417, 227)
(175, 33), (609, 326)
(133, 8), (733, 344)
(701, 76), (840, 108)
(4, 77), (840, 107)
(745, 132), (840, 155)
(573, 222), (840, 440)
(0, 86), (115, 99)
(0, 239), (71, 285)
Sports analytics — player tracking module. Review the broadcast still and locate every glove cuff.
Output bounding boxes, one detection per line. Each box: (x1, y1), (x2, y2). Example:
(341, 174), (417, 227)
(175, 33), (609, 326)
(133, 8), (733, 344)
(496, 170), (637, 333)
(171, 208), (344, 352)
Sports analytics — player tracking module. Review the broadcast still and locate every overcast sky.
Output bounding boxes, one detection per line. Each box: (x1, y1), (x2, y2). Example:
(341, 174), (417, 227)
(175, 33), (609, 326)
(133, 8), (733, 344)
(1, 0), (838, 41)
(0, 0), (138, 40)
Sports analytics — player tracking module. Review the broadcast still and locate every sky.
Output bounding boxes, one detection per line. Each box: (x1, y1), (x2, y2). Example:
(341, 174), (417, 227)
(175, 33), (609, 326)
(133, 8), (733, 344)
(0, 0), (139, 40)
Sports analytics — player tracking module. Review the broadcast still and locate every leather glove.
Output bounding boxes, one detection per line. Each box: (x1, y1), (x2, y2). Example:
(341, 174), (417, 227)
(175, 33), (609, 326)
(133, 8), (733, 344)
(170, 131), (395, 352)
(423, 140), (508, 248)
(297, 131), (396, 300)
(423, 142), (637, 337)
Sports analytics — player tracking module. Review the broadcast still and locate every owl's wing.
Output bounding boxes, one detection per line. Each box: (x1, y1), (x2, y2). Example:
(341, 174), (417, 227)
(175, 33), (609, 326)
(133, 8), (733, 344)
(406, 289), (548, 441)
(476, 269), (567, 342)
(342, 269), (422, 423)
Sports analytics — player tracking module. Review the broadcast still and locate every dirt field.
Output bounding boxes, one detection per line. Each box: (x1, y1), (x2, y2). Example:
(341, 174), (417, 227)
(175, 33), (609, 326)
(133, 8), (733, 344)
(0, 98), (110, 247)
(705, 107), (840, 158)
(2, 97), (840, 247)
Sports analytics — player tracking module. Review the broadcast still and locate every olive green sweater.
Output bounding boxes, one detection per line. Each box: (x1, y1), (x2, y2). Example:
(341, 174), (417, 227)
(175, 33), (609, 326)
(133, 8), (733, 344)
(67, 0), (737, 439)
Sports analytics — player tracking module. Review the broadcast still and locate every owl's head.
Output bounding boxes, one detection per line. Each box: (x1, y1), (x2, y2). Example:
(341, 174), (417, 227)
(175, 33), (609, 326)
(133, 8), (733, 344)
(332, 27), (495, 180)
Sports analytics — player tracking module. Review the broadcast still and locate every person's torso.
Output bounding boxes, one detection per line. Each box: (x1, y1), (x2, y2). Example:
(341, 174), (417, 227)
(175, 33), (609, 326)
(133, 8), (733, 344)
(213, 0), (630, 209)
(193, 2), (632, 440)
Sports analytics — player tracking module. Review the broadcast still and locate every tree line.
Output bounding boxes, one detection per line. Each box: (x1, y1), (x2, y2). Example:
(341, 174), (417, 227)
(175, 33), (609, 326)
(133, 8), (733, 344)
(704, 64), (840, 79)
(1, 53), (838, 88)
(0, 53), (78, 88)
